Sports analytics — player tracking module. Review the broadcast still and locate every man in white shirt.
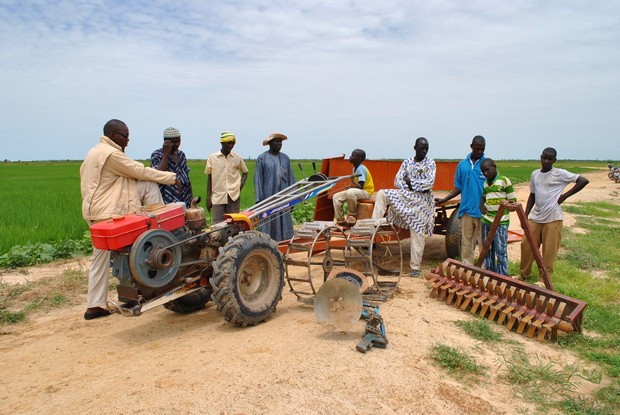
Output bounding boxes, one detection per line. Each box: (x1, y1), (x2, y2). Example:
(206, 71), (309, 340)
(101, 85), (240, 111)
(518, 147), (589, 278)
(205, 131), (249, 223)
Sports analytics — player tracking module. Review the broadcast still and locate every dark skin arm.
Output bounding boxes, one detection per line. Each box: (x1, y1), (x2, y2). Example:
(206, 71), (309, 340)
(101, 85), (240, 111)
(480, 195), (487, 215)
(403, 175), (413, 191)
(435, 188), (461, 204)
(347, 180), (365, 190)
(156, 141), (174, 172)
(206, 174), (213, 211)
(558, 176), (589, 204)
(157, 141), (182, 193)
(240, 172), (248, 191)
(526, 175), (589, 217)
(524, 193), (535, 217)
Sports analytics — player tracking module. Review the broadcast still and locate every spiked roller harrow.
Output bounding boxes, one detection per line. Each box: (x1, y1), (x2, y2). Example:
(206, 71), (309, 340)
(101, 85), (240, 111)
(426, 259), (586, 341)
(425, 201), (587, 341)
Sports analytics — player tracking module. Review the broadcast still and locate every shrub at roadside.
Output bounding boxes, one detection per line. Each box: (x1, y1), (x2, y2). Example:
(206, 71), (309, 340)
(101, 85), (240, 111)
(0, 233), (92, 269)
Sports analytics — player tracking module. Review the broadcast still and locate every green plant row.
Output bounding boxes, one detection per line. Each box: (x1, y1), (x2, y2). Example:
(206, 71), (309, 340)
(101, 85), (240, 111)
(0, 234), (92, 268)
(0, 159), (606, 256)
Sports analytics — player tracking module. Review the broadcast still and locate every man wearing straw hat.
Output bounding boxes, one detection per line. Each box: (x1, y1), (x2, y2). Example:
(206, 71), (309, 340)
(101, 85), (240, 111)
(205, 131), (249, 223)
(254, 132), (296, 241)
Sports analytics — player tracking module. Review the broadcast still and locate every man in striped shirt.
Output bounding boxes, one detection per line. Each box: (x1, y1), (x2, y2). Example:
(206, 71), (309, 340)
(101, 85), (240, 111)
(150, 127), (194, 207)
(480, 158), (516, 276)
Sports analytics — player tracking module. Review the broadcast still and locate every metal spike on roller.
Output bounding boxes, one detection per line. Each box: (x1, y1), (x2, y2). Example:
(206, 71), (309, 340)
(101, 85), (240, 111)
(425, 202), (587, 342)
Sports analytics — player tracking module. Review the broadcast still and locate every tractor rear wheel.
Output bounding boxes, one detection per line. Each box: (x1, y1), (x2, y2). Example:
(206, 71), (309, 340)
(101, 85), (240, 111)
(445, 209), (461, 259)
(210, 231), (284, 326)
(163, 286), (213, 313)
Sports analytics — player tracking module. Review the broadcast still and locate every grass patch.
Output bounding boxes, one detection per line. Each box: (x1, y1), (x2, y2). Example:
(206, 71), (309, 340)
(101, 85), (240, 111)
(429, 343), (486, 378)
(0, 268), (88, 326)
(545, 202), (620, 379)
(499, 352), (597, 413)
(454, 319), (503, 342)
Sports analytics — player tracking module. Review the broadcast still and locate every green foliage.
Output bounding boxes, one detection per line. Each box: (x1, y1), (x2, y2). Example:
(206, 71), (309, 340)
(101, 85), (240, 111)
(499, 352), (618, 414)
(454, 319), (503, 342)
(0, 309), (26, 324)
(292, 201), (317, 224)
(500, 353), (582, 412)
(0, 160), (322, 254)
(0, 161), (87, 253)
(595, 380), (620, 411)
(0, 234), (92, 268)
(499, 201), (620, 380)
(429, 343), (486, 376)
(561, 203), (620, 278)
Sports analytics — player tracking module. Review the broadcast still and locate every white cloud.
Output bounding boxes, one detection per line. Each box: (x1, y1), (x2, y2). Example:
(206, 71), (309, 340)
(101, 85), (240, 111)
(0, 0), (618, 161)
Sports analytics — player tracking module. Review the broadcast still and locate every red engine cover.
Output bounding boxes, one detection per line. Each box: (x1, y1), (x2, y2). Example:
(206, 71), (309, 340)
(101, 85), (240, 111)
(89, 204), (186, 251)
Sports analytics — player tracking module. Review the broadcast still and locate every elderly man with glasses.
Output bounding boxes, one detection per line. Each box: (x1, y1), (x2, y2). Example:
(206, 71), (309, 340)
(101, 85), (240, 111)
(80, 119), (178, 320)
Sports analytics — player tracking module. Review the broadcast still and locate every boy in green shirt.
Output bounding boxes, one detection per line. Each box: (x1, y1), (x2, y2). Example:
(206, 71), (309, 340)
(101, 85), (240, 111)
(480, 158), (517, 276)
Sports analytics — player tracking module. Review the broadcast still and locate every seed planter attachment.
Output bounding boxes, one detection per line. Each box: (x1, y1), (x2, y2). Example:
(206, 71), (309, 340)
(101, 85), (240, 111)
(426, 202), (587, 341)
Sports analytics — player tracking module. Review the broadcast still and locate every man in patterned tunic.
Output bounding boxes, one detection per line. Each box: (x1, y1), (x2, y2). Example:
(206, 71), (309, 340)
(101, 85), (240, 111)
(150, 127), (193, 207)
(372, 137), (436, 277)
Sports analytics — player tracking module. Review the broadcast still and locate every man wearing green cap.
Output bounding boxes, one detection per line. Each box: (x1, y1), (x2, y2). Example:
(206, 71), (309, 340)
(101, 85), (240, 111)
(205, 131), (249, 223)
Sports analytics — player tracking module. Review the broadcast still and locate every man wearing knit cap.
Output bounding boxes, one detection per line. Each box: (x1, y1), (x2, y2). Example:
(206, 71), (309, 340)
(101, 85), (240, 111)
(150, 127), (194, 207)
(254, 132), (296, 241)
(205, 131), (249, 223)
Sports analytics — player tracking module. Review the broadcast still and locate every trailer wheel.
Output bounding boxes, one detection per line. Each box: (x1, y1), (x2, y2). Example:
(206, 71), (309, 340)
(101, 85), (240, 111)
(445, 209), (461, 259)
(163, 286), (213, 313)
(210, 231), (284, 326)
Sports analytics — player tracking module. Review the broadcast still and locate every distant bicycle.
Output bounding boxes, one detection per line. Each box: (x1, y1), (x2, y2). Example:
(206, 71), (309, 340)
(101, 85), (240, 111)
(608, 164), (620, 183)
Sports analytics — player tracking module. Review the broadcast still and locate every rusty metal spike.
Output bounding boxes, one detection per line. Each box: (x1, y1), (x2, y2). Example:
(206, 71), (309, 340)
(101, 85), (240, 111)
(524, 291), (534, 309)
(438, 282), (452, 301)
(498, 305), (514, 325)
(535, 295), (546, 313)
(461, 292), (476, 311)
(488, 302), (504, 321)
(527, 318), (544, 339)
(507, 309), (525, 331)
(517, 313), (534, 335)
(555, 302), (567, 319)
(471, 295), (484, 314)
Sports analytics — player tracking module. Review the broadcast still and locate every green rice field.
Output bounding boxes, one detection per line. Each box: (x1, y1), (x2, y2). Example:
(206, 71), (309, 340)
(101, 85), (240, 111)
(0, 159), (607, 254)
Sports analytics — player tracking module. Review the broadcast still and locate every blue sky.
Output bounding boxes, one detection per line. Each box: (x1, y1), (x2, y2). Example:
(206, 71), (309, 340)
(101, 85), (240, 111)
(1, 1), (618, 162)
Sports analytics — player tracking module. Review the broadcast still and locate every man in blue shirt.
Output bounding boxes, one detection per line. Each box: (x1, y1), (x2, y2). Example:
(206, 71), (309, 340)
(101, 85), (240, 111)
(435, 135), (486, 264)
(151, 127), (194, 207)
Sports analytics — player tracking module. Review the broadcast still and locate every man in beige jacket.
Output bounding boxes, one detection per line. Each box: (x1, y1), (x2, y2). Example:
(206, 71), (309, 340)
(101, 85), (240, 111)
(80, 119), (177, 320)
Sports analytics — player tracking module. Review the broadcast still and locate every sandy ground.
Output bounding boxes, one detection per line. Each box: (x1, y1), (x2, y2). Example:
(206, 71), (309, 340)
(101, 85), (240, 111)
(0, 169), (617, 415)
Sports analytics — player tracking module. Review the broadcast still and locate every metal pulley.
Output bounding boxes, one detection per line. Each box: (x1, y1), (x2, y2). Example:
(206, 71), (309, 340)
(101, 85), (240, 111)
(129, 229), (181, 288)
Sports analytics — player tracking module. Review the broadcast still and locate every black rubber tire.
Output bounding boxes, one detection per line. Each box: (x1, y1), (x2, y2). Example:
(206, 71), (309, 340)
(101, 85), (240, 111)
(210, 231), (284, 327)
(163, 286), (213, 313)
(445, 209), (461, 259)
